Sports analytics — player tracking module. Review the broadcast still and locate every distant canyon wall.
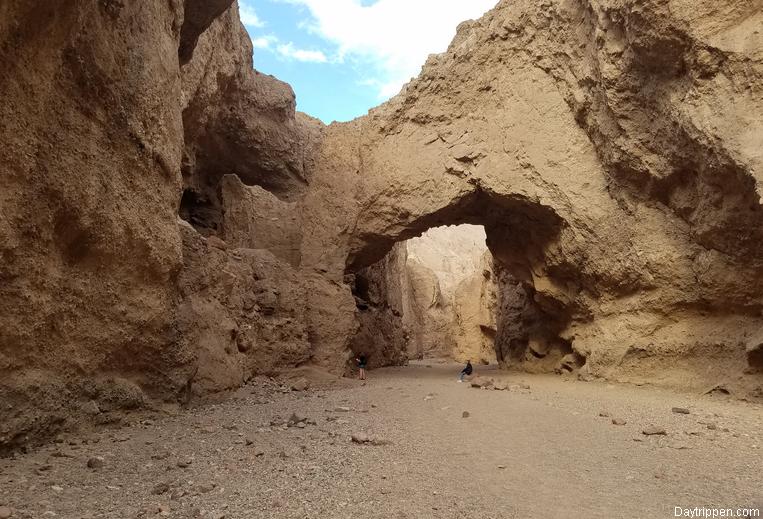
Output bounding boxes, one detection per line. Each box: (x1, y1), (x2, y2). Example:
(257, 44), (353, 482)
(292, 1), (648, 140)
(348, 225), (497, 368)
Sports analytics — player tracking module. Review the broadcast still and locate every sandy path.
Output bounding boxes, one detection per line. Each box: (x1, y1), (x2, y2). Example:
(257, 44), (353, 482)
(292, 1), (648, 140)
(1, 362), (761, 518)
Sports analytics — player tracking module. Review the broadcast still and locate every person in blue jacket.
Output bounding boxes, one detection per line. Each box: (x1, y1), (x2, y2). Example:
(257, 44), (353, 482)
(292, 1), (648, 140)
(458, 360), (473, 382)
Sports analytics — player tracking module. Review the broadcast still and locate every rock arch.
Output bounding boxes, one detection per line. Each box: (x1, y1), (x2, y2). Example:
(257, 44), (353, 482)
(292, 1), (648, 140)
(343, 187), (573, 371)
(299, 0), (763, 392)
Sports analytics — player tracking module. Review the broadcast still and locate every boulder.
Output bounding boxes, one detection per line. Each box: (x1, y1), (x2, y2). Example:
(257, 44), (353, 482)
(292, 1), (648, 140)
(290, 378), (310, 392)
(470, 377), (494, 389)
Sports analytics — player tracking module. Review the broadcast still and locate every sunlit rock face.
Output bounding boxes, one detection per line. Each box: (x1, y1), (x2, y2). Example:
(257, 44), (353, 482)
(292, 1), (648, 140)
(404, 225), (496, 364)
(347, 225), (497, 367)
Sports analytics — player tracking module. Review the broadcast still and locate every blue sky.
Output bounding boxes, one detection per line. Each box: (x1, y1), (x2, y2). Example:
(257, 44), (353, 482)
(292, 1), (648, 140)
(238, 0), (497, 124)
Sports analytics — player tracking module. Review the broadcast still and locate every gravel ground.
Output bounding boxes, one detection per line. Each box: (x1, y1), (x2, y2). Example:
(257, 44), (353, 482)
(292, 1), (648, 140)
(1, 362), (761, 519)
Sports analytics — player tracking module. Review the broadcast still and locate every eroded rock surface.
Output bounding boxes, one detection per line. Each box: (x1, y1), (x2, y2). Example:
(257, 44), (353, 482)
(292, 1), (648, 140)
(1, 0), (762, 453)
(0, 0), (186, 453)
(348, 225), (498, 368)
(406, 225), (495, 363)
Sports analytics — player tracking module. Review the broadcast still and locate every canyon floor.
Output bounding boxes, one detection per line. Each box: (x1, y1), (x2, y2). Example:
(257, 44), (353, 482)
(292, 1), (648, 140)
(1, 362), (761, 519)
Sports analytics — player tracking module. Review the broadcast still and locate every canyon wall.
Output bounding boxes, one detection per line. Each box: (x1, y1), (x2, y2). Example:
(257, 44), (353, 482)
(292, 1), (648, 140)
(1, 0), (189, 453)
(402, 225), (497, 364)
(451, 251), (498, 365)
(0, 0), (320, 453)
(1, 0), (762, 452)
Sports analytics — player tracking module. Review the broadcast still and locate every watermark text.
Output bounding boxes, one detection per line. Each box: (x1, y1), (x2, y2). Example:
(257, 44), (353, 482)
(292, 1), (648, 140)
(674, 507), (760, 518)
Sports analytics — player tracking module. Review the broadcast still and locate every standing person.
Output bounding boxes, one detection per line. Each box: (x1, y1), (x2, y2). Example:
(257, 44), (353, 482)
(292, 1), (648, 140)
(356, 354), (367, 380)
(458, 360), (473, 382)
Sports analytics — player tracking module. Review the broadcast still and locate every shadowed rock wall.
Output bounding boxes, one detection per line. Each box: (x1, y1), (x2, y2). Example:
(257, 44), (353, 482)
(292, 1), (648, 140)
(1, 0), (187, 453)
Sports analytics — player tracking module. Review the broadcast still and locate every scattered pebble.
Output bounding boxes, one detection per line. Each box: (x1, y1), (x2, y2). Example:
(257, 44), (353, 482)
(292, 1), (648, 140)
(86, 456), (105, 470)
(672, 407), (690, 415)
(151, 483), (170, 495)
(197, 483), (216, 494)
(1, 365), (759, 518)
(290, 378), (310, 391)
(288, 413), (308, 426)
(351, 433), (371, 444)
(642, 426), (667, 436)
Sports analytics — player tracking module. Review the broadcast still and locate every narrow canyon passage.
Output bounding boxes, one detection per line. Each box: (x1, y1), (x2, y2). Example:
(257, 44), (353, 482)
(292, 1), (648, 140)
(1, 364), (760, 519)
(345, 209), (585, 378)
(347, 225), (499, 369)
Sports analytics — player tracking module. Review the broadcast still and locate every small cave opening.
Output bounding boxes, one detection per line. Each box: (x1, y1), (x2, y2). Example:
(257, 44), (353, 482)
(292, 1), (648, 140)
(179, 188), (222, 235)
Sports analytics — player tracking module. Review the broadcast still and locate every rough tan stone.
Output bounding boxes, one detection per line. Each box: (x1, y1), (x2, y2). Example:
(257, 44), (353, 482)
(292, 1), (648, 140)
(0, 0), (186, 454)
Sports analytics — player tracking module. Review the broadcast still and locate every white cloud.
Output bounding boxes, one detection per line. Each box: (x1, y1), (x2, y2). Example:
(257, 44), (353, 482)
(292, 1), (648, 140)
(277, 42), (328, 63)
(239, 1), (265, 27)
(281, 0), (497, 97)
(245, 31), (327, 64)
(252, 35), (278, 49)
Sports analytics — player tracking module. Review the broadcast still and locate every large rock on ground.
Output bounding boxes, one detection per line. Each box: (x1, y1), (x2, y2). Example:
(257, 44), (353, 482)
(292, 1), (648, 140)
(176, 221), (310, 393)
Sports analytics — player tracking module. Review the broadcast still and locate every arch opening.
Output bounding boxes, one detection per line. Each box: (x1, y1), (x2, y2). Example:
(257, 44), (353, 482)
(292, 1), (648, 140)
(343, 190), (587, 375)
